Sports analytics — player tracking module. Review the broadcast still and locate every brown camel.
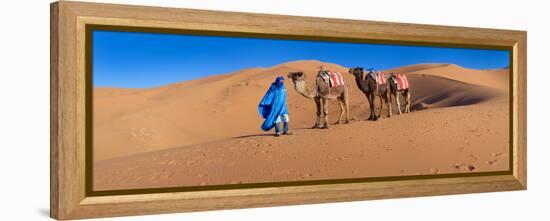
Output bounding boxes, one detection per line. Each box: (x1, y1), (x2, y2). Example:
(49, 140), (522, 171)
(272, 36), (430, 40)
(287, 70), (349, 129)
(388, 73), (412, 114)
(348, 67), (391, 120)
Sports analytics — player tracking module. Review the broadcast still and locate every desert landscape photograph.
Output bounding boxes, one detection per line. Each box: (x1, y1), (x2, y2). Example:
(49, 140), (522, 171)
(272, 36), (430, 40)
(91, 30), (510, 191)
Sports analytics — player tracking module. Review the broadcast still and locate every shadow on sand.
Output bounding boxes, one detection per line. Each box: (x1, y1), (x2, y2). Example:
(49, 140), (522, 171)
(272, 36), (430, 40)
(233, 134), (277, 139)
(232, 127), (315, 139)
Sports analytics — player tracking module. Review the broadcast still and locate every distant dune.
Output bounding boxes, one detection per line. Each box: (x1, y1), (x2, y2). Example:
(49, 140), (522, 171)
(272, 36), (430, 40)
(93, 60), (510, 191)
(386, 63), (509, 90)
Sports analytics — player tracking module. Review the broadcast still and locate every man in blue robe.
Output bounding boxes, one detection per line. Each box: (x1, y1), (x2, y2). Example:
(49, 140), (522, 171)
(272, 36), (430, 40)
(258, 76), (292, 136)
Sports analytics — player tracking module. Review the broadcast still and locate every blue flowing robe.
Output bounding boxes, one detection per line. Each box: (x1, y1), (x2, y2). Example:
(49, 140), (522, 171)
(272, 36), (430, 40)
(258, 82), (289, 131)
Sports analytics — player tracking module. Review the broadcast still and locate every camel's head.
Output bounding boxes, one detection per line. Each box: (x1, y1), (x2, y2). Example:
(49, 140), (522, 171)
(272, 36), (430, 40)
(287, 71), (306, 83)
(348, 67), (364, 78)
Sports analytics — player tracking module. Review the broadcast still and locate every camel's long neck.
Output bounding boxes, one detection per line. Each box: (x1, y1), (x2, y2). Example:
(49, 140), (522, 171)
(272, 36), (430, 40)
(354, 73), (370, 93)
(293, 80), (318, 98)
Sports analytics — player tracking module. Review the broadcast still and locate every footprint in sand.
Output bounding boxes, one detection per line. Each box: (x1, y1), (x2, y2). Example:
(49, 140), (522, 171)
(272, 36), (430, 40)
(453, 163), (466, 170)
(429, 168), (440, 174)
(467, 153), (479, 161)
(453, 163), (477, 171)
(336, 156), (348, 161)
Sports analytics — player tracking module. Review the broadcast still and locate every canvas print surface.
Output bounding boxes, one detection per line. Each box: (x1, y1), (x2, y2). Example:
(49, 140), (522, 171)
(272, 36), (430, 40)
(92, 30), (510, 191)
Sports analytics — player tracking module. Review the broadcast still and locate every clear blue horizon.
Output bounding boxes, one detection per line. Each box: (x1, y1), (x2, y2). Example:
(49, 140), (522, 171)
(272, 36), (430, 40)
(93, 30), (510, 88)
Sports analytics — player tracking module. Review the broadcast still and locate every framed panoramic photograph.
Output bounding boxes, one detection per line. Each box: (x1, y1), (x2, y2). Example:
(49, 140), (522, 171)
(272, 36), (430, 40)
(50, 1), (527, 220)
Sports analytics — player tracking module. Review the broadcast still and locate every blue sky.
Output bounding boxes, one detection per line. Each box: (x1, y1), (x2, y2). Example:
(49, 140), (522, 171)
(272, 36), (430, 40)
(93, 30), (510, 88)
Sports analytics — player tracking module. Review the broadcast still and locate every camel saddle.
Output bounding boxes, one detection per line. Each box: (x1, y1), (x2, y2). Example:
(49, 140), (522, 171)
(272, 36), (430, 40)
(367, 71), (387, 85)
(319, 70), (345, 88)
(393, 73), (410, 90)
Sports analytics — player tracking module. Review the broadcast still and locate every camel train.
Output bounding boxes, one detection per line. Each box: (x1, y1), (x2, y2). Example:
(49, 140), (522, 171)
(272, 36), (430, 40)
(287, 66), (411, 128)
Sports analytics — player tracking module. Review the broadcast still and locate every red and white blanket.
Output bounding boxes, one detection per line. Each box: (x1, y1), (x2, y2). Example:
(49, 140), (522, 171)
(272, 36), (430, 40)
(326, 71), (345, 88)
(376, 71), (387, 85)
(395, 73), (410, 90)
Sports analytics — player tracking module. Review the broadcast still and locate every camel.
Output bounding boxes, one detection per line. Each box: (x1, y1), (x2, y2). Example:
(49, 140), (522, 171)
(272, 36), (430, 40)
(348, 67), (391, 120)
(287, 69), (349, 129)
(388, 73), (412, 114)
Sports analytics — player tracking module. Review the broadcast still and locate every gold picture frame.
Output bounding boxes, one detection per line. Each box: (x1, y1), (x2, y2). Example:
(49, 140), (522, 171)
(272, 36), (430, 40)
(50, 1), (527, 219)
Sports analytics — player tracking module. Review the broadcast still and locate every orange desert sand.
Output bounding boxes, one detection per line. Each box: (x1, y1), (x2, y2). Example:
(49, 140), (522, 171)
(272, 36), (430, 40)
(93, 60), (510, 191)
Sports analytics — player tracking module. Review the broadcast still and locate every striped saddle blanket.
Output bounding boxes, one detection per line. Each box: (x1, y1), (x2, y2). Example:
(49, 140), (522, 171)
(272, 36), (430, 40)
(320, 71), (345, 88)
(367, 71), (387, 85)
(375, 71), (387, 85)
(394, 74), (410, 90)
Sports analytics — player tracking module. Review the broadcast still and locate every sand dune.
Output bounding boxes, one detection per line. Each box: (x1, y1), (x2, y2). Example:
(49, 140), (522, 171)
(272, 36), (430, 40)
(385, 63), (451, 73)
(407, 75), (504, 110)
(93, 60), (510, 190)
(94, 98), (509, 190)
(386, 63), (509, 90)
(94, 60), (509, 160)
